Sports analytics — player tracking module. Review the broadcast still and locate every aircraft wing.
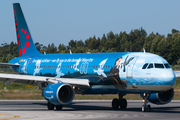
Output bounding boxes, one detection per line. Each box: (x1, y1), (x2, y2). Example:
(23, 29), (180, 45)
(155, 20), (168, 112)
(0, 73), (90, 88)
(174, 71), (180, 78)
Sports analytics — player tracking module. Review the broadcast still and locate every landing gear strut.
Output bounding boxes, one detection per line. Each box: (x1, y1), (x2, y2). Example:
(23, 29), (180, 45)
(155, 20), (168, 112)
(112, 93), (127, 110)
(47, 102), (63, 110)
(142, 93), (151, 112)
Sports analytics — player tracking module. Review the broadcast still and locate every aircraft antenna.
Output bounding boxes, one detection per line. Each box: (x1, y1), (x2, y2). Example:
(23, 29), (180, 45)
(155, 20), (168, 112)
(143, 48), (146, 53)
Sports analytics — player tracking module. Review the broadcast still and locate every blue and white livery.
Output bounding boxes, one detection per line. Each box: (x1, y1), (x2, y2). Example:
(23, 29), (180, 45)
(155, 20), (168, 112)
(0, 3), (177, 112)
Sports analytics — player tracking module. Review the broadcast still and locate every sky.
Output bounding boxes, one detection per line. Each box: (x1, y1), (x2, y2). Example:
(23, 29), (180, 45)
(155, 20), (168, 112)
(0, 0), (180, 46)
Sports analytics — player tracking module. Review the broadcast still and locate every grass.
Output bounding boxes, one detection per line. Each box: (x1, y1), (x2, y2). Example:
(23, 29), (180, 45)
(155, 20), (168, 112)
(172, 65), (180, 71)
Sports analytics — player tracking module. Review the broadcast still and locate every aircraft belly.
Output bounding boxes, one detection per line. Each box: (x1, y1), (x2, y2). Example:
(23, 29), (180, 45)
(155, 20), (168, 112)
(82, 84), (172, 94)
(126, 85), (172, 91)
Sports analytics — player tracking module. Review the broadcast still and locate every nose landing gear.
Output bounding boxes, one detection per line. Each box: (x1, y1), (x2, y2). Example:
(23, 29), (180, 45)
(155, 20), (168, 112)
(112, 93), (127, 110)
(142, 93), (151, 112)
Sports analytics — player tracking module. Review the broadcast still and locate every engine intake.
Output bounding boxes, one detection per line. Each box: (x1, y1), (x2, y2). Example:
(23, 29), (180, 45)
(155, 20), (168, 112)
(148, 88), (174, 105)
(43, 83), (75, 105)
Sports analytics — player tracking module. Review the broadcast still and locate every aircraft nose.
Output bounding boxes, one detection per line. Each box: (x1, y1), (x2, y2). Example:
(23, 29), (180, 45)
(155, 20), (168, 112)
(161, 69), (176, 86)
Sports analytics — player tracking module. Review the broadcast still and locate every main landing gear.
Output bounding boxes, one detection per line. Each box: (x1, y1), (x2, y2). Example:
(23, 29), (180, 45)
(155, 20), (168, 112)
(47, 102), (63, 110)
(112, 93), (127, 110)
(142, 93), (151, 112)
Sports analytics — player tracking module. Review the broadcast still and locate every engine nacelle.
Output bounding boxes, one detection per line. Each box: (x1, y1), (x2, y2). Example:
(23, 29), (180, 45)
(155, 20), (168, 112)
(148, 88), (174, 105)
(43, 83), (75, 105)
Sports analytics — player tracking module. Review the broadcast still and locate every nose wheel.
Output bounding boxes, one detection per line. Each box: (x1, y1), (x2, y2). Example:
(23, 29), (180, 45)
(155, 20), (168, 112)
(112, 94), (127, 110)
(142, 93), (151, 112)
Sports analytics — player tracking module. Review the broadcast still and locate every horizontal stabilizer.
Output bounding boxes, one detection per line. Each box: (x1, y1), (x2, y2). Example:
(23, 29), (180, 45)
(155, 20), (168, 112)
(0, 63), (19, 67)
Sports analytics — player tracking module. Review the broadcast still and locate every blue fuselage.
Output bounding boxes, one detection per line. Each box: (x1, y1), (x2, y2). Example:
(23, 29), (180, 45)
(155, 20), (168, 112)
(9, 52), (176, 94)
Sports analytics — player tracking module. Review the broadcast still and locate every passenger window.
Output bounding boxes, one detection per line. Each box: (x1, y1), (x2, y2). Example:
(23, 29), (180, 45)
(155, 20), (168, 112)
(147, 63), (153, 69)
(154, 63), (164, 68)
(164, 63), (171, 68)
(142, 63), (148, 69)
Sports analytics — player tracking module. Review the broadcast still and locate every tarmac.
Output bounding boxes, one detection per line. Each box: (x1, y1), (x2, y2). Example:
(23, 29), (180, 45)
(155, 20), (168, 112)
(0, 100), (180, 120)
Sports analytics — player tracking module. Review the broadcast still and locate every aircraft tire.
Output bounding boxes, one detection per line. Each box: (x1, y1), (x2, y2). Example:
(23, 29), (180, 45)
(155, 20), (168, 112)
(56, 105), (63, 110)
(147, 105), (151, 112)
(119, 98), (127, 109)
(112, 98), (120, 110)
(47, 102), (54, 110)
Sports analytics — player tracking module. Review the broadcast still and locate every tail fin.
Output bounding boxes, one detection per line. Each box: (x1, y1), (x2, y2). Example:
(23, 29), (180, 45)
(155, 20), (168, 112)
(13, 3), (41, 57)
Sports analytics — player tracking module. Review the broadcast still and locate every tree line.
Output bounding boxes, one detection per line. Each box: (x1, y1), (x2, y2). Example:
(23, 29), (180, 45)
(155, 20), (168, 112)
(0, 27), (180, 65)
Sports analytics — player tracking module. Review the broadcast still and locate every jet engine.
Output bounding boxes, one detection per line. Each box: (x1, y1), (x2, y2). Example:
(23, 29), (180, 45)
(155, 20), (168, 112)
(43, 83), (75, 105)
(148, 88), (174, 105)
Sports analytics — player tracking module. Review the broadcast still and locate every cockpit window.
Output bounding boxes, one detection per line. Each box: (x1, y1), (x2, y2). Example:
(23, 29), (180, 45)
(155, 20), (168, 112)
(164, 63), (171, 68)
(142, 63), (148, 69)
(147, 63), (153, 69)
(154, 63), (164, 68)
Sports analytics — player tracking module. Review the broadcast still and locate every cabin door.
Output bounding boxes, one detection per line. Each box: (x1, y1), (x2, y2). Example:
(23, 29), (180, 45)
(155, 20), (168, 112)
(126, 57), (138, 78)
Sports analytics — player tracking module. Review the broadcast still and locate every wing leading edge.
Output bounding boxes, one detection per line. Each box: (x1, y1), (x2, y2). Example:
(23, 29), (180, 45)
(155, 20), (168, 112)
(0, 73), (89, 88)
(174, 71), (180, 78)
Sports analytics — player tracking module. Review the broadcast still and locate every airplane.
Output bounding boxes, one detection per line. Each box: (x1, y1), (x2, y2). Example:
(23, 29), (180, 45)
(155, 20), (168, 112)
(0, 3), (178, 112)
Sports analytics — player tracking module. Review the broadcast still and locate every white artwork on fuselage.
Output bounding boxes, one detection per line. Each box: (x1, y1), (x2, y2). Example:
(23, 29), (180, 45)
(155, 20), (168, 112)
(33, 59), (42, 76)
(74, 58), (81, 71)
(94, 58), (108, 78)
(21, 58), (32, 74)
(21, 60), (27, 74)
(55, 62), (65, 78)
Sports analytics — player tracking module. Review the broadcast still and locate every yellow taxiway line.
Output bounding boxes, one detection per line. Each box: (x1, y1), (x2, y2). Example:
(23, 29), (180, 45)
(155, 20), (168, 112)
(0, 114), (19, 120)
